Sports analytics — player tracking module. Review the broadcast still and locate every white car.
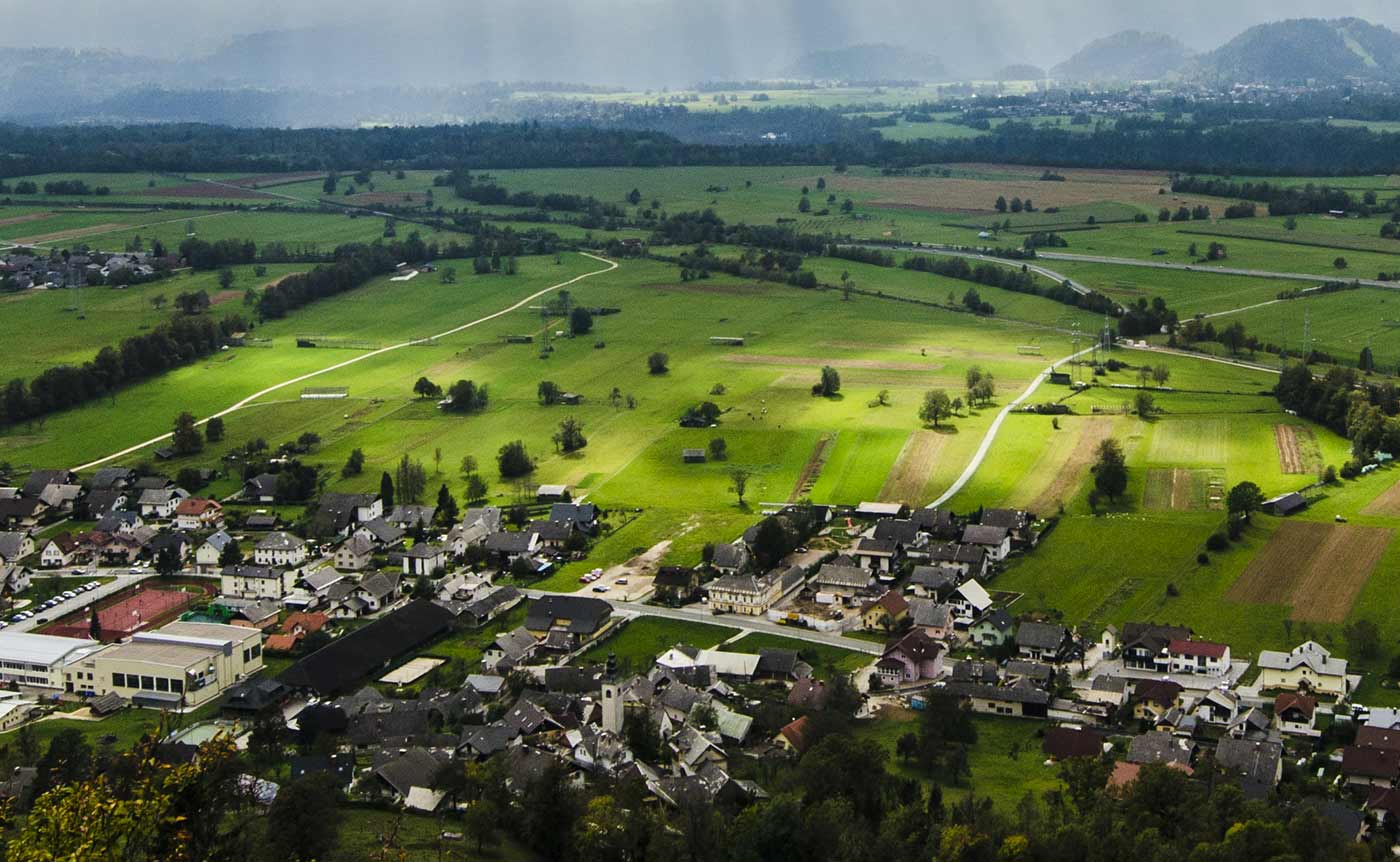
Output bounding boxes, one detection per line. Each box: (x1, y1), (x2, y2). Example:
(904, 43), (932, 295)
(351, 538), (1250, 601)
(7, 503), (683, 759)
(61, 591), (76, 599)
(129, 567), (142, 574)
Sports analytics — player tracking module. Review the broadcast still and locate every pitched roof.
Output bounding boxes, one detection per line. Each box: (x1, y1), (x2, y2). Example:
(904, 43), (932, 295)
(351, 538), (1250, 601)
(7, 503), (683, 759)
(1256, 641), (1347, 677)
(1168, 639), (1228, 659)
(812, 563), (871, 589)
(861, 590), (909, 618)
(1356, 726), (1400, 752)
(883, 629), (945, 664)
(279, 601), (456, 695)
(778, 716), (813, 753)
(909, 565), (960, 591)
(1274, 691), (1317, 720)
(710, 543), (750, 571)
(1043, 726), (1104, 760)
(1214, 738), (1282, 788)
(953, 580), (992, 610)
(961, 524), (1009, 546)
(1015, 621), (1068, 650)
(524, 596), (611, 634)
(1133, 679), (1184, 706)
(1127, 731), (1195, 766)
(1343, 745), (1400, 780)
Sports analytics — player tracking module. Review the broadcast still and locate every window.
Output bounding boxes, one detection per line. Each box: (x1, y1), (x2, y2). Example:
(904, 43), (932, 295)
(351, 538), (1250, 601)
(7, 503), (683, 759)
(171, 679), (183, 693)
(156, 678), (169, 692)
(251, 644), (261, 659)
(242, 648), (250, 662)
(140, 675), (155, 690)
(112, 672), (126, 688)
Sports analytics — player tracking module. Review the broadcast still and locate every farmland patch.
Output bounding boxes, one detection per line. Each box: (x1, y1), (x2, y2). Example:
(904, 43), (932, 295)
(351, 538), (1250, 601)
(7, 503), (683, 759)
(879, 430), (949, 504)
(1226, 521), (1393, 623)
(1143, 468), (1222, 511)
(1362, 472), (1400, 517)
(11, 222), (129, 244)
(1016, 418), (1112, 513)
(1275, 423), (1322, 475)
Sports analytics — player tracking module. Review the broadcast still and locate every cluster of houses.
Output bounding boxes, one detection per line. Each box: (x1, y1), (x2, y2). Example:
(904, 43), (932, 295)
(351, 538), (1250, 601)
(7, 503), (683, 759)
(0, 249), (160, 291)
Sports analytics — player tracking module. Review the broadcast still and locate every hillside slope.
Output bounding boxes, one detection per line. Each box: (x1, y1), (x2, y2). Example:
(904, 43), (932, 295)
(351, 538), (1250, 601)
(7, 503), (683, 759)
(1051, 30), (1192, 81)
(1195, 17), (1400, 83)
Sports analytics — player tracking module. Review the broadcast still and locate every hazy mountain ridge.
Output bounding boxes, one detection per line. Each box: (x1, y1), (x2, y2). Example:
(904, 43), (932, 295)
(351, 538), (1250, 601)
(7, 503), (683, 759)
(1194, 17), (1400, 82)
(1051, 30), (1194, 81)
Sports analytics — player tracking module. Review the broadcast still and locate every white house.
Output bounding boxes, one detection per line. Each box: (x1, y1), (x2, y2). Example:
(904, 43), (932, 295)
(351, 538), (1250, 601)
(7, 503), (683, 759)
(195, 531), (236, 574)
(136, 487), (189, 520)
(40, 535), (82, 568)
(1167, 639), (1231, 676)
(0, 532), (36, 565)
(254, 532), (308, 568)
(1256, 641), (1350, 696)
(960, 525), (1011, 562)
(220, 564), (296, 600)
(949, 580), (993, 626)
(173, 498), (224, 531)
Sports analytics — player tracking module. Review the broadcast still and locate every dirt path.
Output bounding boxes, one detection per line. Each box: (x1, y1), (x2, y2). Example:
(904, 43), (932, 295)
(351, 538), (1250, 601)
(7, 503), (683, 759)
(71, 252), (620, 472)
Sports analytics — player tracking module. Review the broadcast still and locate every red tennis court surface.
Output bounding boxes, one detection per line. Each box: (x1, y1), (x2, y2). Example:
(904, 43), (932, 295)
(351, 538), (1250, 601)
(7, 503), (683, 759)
(45, 587), (196, 640)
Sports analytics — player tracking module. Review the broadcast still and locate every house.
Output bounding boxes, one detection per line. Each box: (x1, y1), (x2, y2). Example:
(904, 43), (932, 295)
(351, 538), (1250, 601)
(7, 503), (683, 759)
(173, 498), (223, 531)
(386, 505), (436, 531)
(353, 572), (402, 613)
(254, 532), (308, 568)
(244, 513), (278, 531)
(912, 507), (960, 541)
(195, 531), (235, 573)
(949, 580), (993, 626)
(1214, 738), (1283, 791)
(810, 564), (873, 598)
(653, 567), (702, 605)
(926, 543), (989, 578)
(943, 679), (1050, 718)
(21, 469), (76, 499)
(524, 596), (612, 650)
(484, 531), (540, 564)
(960, 524), (1011, 562)
(355, 518), (406, 549)
(40, 534), (82, 568)
(136, 487), (188, 520)
(527, 520), (574, 551)
(483, 628), (539, 673)
(1015, 621), (1074, 663)
(221, 565), (296, 600)
(0, 566), (31, 597)
(90, 467), (136, 491)
(852, 537), (899, 572)
(776, 716), (813, 755)
(710, 543), (750, 576)
(907, 565), (960, 598)
(1127, 731), (1195, 767)
(1256, 641), (1350, 696)
(94, 510), (141, 535)
(705, 572), (781, 616)
(1120, 622), (1192, 671)
(334, 535), (376, 572)
(860, 590), (909, 631)
(1262, 492), (1307, 517)
(549, 502), (599, 535)
(243, 474), (279, 503)
(1194, 687), (1240, 725)
(969, 608), (1014, 646)
(1342, 746), (1400, 788)
(1273, 692), (1318, 736)
(907, 598), (955, 640)
(1043, 726), (1105, 761)
(279, 601), (456, 696)
(317, 493), (383, 536)
(1132, 679), (1185, 721)
(980, 508), (1034, 546)
(1167, 639), (1231, 676)
(1227, 708), (1271, 741)
(1357, 726), (1400, 752)
(147, 532), (190, 565)
(876, 630), (946, 685)
(460, 586), (523, 628)
(1005, 660), (1055, 689)
(1081, 675), (1130, 709)
(402, 543), (447, 577)
(0, 499), (45, 531)
(372, 747), (449, 807)
(83, 491), (127, 518)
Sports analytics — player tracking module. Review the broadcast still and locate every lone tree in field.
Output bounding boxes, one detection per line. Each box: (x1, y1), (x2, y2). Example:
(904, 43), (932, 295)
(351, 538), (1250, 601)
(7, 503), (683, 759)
(1152, 364), (1171, 386)
(205, 416), (224, 443)
(1226, 481), (1264, 523)
(1360, 346), (1376, 373)
(465, 473), (489, 503)
(570, 306), (593, 336)
(647, 352), (669, 375)
(394, 454), (428, 505)
(497, 440), (535, 478)
(1091, 438), (1128, 501)
(919, 390), (954, 428)
(444, 380), (489, 413)
(218, 268), (235, 291)
(413, 377), (442, 400)
(379, 472), (395, 509)
(814, 366), (841, 397)
(341, 448), (365, 479)
(552, 417), (588, 453)
(729, 468), (752, 508)
(171, 412), (203, 456)
(708, 437), (728, 461)
(538, 381), (562, 406)
(1134, 391), (1157, 418)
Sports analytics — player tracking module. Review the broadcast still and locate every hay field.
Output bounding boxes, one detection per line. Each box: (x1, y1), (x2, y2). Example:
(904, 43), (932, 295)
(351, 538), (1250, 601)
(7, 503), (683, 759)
(1226, 521), (1393, 623)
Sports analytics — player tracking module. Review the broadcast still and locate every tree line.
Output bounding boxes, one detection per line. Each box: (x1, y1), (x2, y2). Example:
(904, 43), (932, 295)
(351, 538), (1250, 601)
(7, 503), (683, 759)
(1169, 176), (1360, 216)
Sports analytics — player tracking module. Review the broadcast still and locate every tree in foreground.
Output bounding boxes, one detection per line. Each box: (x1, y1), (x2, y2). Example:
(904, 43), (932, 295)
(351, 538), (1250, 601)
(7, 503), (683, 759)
(498, 440), (535, 478)
(918, 390), (953, 428)
(1092, 438), (1128, 501)
(647, 352), (669, 375)
(729, 468), (752, 508)
(1226, 481), (1264, 523)
(553, 417), (588, 453)
(266, 772), (344, 862)
(171, 412), (203, 456)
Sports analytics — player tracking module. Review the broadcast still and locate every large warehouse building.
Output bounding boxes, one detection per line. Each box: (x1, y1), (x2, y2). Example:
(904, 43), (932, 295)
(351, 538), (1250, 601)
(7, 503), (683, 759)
(66, 621), (265, 708)
(0, 632), (104, 690)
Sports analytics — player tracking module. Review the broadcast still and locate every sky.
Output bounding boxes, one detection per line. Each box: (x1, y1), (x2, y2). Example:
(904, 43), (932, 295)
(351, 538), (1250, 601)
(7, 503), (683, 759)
(2, 0), (1399, 82)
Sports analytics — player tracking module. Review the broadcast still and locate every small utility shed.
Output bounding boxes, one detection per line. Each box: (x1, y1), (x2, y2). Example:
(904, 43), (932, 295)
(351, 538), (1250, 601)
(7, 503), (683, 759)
(1263, 492), (1307, 517)
(682, 449), (706, 463)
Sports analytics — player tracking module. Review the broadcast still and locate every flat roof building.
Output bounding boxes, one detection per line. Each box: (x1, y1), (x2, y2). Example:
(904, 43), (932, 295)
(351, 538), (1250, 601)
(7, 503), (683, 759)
(0, 632), (104, 690)
(69, 621), (264, 709)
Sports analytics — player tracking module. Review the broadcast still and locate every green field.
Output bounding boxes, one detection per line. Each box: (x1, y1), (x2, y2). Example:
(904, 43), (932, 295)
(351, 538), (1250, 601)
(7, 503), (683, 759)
(574, 617), (740, 670)
(724, 632), (871, 679)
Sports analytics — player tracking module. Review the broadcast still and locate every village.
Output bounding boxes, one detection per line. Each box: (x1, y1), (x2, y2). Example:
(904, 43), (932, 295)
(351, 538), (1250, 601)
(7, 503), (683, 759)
(0, 462), (1395, 841)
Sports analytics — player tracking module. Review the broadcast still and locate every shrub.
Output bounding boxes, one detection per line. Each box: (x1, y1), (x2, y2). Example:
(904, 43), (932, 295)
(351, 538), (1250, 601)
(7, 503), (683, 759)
(1205, 532), (1229, 552)
(1197, 553), (1210, 565)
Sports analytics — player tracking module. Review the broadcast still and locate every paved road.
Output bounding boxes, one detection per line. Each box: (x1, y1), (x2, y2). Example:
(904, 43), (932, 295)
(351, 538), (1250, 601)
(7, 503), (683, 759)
(72, 252), (620, 472)
(926, 344), (1098, 510)
(856, 243), (1093, 297)
(522, 589), (883, 656)
(1032, 250), (1399, 289)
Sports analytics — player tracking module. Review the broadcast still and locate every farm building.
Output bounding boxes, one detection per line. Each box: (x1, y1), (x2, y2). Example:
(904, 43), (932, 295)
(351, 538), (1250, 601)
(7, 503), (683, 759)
(1262, 492), (1307, 517)
(709, 336), (746, 346)
(682, 449), (707, 463)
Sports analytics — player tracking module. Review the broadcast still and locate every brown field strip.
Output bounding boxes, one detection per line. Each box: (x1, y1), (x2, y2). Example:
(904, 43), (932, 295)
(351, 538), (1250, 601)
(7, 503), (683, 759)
(1363, 473), (1400, 517)
(0, 212), (52, 228)
(1023, 418), (1112, 514)
(879, 431), (950, 504)
(10, 222), (129, 244)
(1226, 521), (1393, 623)
(1275, 424), (1321, 475)
(789, 433), (835, 502)
(725, 353), (937, 372)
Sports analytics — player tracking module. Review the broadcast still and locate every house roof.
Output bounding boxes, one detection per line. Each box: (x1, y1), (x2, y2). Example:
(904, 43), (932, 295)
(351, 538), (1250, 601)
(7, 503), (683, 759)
(222, 564), (280, 581)
(1356, 726), (1400, 752)
(813, 563), (872, 589)
(1133, 679), (1184, 706)
(1169, 639), (1228, 659)
(255, 531), (305, 552)
(778, 716), (813, 753)
(1214, 738), (1282, 788)
(883, 629), (945, 664)
(174, 498), (220, 517)
(374, 748), (447, 797)
(872, 519), (921, 544)
(0, 632), (101, 666)
(524, 596), (611, 634)
(1127, 731), (1195, 766)
(861, 590), (909, 618)
(953, 580), (992, 611)
(1343, 745), (1400, 780)
(1043, 726), (1104, 760)
(707, 573), (775, 597)
(1015, 621), (1068, 651)
(908, 598), (953, 629)
(653, 567), (696, 588)
(943, 679), (1050, 706)
(1256, 640), (1347, 677)
(549, 502), (597, 524)
(927, 543), (989, 565)
(961, 524), (1009, 546)
(853, 537), (898, 557)
(1274, 691), (1317, 720)
(279, 601), (456, 695)
(973, 607), (1014, 631)
(202, 530), (235, 553)
(909, 565), (960, 591)
(786, 678), (830, 710)
(710, 543), (750, 571)
(1121, 622), (1192, 653)
(980, 508), (1030, 531)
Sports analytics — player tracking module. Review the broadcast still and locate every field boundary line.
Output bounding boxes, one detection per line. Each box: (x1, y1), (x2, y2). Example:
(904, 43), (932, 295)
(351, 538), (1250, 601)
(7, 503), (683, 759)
(926, 344), (1096, 510)
(71, 252), (619, 472)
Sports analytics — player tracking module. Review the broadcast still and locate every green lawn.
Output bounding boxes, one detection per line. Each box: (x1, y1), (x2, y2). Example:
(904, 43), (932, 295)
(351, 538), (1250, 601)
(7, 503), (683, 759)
(333, 805), (536, 862)
(574, 617), (739, 671)
(724, 632), (871, 679)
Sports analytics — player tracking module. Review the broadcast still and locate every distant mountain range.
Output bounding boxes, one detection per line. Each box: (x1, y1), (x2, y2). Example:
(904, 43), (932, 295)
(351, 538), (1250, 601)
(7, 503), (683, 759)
(783, 44), (946, 82)
(1193, 17), (1400, 83)
(1051, 30), (1194, 82)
